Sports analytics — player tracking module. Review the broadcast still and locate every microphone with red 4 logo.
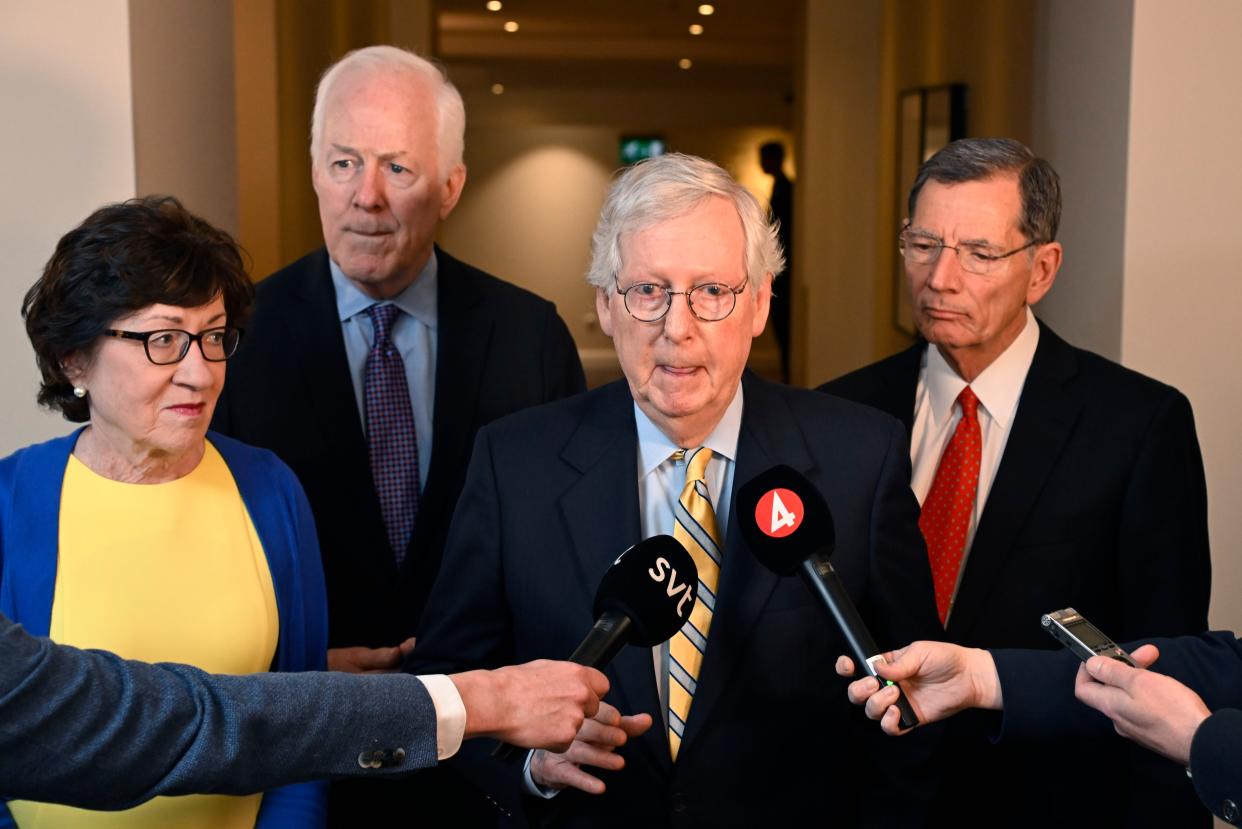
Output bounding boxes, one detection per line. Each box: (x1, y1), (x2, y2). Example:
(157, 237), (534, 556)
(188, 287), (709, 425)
(736, 465), (919, 730)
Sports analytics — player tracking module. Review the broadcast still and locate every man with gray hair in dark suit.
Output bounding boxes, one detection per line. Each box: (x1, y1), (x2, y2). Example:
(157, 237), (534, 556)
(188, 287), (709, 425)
(821, 136), (1211, 827)
(213, 44), (585, 824)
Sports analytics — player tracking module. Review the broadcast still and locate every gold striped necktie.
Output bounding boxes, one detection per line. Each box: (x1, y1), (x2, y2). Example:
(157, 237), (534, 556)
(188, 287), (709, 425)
(668, 447), (721, 761)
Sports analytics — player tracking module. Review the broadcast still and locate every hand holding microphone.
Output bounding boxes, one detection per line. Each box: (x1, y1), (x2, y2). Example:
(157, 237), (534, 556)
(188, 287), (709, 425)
(736, 465), (920, 731)
(493, 535), (699, 765)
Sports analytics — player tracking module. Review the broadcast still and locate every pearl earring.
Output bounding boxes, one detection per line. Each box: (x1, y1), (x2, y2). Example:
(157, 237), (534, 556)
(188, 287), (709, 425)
(73, 386), (86, 399)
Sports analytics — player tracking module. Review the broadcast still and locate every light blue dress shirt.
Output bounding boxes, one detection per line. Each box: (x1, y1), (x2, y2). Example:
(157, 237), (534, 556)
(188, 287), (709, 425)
(330, 254), (437, 491)
(633, 384), (742, 546)
(635, 385), (742, 716)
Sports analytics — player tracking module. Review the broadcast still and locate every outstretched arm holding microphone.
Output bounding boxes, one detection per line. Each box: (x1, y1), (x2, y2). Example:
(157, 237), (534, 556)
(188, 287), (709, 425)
(0, 611), (610, 811)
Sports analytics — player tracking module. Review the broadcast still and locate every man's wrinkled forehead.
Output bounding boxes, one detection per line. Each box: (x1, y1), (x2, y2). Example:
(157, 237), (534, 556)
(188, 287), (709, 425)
(910, 174), (1022, 233)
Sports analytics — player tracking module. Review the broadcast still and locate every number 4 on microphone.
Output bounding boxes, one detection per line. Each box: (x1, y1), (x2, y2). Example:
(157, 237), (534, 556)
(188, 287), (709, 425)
(755, 487), (805, 539)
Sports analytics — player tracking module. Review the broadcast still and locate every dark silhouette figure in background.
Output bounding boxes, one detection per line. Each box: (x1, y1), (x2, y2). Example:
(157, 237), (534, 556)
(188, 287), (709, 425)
(760, 141), (793, 382)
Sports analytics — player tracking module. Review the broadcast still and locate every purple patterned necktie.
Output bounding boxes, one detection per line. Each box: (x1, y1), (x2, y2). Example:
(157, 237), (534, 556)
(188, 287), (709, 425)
(364, 303), (419, 566)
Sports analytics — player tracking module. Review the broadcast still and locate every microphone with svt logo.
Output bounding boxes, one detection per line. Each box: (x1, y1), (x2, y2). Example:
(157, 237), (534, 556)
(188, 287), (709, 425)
(736, 465), (919, 730)
(493, 534), (699, 761)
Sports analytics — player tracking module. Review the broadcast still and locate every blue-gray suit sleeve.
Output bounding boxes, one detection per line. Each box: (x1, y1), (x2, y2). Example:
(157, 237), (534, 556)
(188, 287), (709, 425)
(0, 613), (438, 809)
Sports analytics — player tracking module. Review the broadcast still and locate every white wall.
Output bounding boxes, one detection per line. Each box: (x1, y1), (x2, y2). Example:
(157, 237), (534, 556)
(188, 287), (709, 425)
(1120, 0), (1242, 633)
(0, 0), (136, 454)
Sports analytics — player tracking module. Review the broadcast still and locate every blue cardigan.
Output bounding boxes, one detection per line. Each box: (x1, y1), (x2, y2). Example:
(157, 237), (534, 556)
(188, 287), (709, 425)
(0, 429), (328, 827)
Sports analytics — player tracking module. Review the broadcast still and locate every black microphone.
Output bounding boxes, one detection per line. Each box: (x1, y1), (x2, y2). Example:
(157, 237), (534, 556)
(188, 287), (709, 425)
(493, 534), (699, 762)
(735, 465), (920, 730)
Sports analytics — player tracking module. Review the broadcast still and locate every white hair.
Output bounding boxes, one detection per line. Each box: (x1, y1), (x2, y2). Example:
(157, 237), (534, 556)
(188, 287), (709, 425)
(586, 153), (784, 292)
(309, 45), (465, 181)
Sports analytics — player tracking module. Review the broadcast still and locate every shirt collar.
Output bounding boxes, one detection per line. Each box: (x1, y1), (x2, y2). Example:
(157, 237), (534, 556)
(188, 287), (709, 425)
(330, 250), (439, 329)
(635, 383), (744, 478)
(924, 306), (1040, 430)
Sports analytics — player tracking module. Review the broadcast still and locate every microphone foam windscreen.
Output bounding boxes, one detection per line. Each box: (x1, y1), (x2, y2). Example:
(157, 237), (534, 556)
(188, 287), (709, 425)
(734, 465), (836, 575)
(594, 535), (699, 647)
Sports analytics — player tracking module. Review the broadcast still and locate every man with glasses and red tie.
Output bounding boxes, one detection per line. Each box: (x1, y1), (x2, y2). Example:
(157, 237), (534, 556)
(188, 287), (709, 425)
(411, 152), (941, 827)
(821, 137), (1212, 827)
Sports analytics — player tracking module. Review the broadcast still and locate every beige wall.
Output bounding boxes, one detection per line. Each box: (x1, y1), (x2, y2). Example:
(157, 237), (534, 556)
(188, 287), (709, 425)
(130, 0), (238, 235)
(1120, 0), (1242, 633)
(0, 0), (137, 454)
(1030, 0), (1133, 360)
(797, 2), (884, 387)
(1031, 0), (1242, 641)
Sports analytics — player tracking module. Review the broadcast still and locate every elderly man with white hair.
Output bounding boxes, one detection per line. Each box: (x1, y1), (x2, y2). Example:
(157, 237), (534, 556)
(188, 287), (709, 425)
(412, 153), (942, 826)
(213, 45), (585, 824)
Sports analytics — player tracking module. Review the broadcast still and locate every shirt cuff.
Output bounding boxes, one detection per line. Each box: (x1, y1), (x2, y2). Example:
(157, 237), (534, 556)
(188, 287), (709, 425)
(522, 750), (561, 799)
(416, 674), (466, 760)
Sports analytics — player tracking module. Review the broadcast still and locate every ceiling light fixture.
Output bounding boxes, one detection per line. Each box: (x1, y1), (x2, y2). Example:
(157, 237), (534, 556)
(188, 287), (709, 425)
(503, 20), (519, 32)
(486, 1), (502, 11)
(689, 23), (704, 35)
(491, 83), (505, 95)
(678, 58), (693, 69)
(698, 4), (715, 15)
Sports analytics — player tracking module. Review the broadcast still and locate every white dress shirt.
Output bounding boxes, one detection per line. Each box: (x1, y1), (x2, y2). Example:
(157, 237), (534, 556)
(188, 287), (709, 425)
(909, 307), (1039, 621)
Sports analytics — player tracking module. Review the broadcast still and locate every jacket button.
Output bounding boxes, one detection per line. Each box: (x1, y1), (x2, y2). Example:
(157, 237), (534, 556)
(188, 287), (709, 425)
(670, 792), (688, 814)
(357, 751), (376, 769)
(390, 747), (406, 765)
(1223, 799), (1239, 824)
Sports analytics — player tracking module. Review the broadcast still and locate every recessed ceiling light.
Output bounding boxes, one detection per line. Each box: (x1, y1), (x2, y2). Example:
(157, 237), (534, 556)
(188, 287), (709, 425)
(698, 4), (715, 15)
(678, 58), (693, 69)
(503, 20), (519, 32)
(689, 23), (704, 35)
(486, 1), (502, 11)
(491, 83), (505, 95)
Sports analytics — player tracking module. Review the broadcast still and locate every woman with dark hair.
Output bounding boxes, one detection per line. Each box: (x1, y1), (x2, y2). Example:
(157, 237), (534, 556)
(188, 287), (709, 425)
(0, 196), (327, 828)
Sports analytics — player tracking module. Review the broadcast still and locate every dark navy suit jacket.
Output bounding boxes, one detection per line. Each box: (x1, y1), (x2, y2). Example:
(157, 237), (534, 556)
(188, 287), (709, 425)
(212, 245), (585, 825)
(412, 373), (943, 827)
(994, 632), (1242, 824)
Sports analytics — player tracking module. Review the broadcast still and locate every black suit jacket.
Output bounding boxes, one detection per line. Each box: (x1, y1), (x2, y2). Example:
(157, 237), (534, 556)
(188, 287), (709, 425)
(820, 320), (1212, 827)
(412, 373), (943, 827)
(212, 246), (585, 824)
(994, 631), (1242, 825)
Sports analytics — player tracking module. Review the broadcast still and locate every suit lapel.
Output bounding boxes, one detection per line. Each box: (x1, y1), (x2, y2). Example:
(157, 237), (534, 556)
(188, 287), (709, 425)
(555, 383), (666, 771)
(410, 249), (491, 567)
(873, 342), (923, 436)
(947, 323), (1083, 639)
(678, 374), (814, 753)
(288, 252), (376, 507)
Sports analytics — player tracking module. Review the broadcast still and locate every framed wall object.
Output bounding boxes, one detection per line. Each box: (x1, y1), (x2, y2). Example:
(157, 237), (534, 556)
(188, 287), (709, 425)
(893, 83), (967, 335)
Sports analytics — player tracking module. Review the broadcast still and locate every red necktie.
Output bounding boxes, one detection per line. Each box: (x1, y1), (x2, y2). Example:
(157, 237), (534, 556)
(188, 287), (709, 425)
(919, 386), (981, 625)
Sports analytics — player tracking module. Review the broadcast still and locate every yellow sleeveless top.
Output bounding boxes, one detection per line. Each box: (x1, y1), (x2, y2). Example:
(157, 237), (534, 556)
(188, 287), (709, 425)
(8, 443), (279, 829)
